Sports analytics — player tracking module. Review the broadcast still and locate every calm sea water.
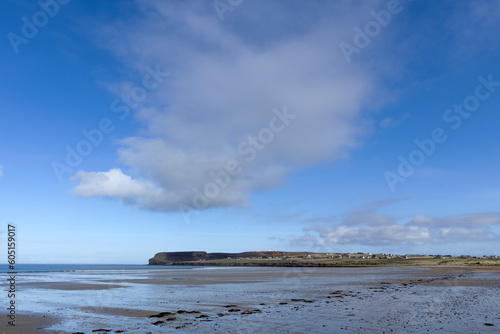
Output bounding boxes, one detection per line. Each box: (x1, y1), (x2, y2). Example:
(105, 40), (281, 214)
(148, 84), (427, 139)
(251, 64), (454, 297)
(1, 263), (194, 273)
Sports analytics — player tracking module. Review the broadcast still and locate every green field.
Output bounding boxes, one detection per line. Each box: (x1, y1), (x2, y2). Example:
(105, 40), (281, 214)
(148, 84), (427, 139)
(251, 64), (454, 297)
(169, 256), (500, 267)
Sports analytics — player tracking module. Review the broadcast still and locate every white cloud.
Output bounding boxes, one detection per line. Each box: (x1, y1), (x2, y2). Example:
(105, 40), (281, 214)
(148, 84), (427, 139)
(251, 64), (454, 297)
(292, 201), (500, 247)
(73, 169), (162, 207)
(0, 165), (3, 178)
(296, 224), (430, 246)
(74, 1), (389, 212)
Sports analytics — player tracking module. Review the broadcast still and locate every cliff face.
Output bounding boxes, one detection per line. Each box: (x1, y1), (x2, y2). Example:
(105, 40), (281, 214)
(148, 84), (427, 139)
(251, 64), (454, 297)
(148, 251), (208, 265)
(148, 251), (314, 265)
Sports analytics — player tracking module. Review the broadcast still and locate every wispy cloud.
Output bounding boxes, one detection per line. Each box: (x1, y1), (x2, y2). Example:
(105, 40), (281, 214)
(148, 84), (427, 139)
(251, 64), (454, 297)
(0, 165), (3, 178)
(273, 211), (308, 222)
(379, 112), (411, 128)
(447, 1), (500, 58)
(302, 216), (338, 224)
(291, 200), (500, 246)
(175, 231), (273, 238)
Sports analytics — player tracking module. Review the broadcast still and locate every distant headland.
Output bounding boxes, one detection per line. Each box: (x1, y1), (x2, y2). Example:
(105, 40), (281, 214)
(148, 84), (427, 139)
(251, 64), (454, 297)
(148, 251), (500, 267)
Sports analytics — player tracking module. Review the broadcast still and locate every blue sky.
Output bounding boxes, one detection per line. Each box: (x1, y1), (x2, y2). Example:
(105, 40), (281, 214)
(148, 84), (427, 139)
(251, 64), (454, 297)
(1, 0), (500, 264)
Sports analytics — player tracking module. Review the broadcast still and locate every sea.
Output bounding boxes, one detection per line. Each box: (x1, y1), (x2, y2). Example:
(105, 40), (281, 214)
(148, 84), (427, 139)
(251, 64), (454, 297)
(1, 263), (192, 273)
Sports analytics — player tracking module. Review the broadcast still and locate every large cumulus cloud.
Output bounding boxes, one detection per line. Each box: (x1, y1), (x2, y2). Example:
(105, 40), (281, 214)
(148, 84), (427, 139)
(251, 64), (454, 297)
(74, 0), (385, 211)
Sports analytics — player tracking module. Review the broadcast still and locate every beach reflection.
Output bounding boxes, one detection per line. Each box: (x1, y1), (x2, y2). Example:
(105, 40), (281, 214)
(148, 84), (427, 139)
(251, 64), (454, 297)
(0, 266), (499, 333)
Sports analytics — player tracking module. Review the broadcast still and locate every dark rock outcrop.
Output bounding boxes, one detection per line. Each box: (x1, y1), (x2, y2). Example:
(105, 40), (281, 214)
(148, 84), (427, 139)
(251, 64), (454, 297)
(148, 251), (314, 265)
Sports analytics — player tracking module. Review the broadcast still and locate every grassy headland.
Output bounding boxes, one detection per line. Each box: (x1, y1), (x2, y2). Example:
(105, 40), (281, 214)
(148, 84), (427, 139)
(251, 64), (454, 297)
(149, 251), (500, 267)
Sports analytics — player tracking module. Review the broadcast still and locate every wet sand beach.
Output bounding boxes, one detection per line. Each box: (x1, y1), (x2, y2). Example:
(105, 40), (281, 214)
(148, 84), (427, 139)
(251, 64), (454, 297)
(1, 266), (499, 333)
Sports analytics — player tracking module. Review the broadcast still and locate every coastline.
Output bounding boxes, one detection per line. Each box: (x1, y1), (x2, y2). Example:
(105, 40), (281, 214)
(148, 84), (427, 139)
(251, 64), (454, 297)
(151, 261), (500, 268)
(149, 251), (500, 267)
(2, 265), (498, 333)
(148, 259), (500, 270)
